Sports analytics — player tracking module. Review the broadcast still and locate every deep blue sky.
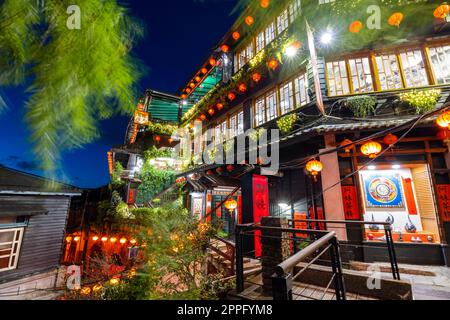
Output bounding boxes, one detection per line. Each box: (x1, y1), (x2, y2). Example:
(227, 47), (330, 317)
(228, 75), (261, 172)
(0, 0), (237, 189)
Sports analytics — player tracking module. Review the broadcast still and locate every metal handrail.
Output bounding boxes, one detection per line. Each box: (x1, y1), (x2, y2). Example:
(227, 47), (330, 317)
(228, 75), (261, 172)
(275, 231), (336, 277)
(290, 218), (391, 226)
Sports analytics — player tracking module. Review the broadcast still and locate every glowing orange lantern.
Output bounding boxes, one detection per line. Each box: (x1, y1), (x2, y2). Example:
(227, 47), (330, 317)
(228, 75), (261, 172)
(130, 239), (137, 245)
(110, 237), (117, 243)
(252, 72), (262, 83)
(101, 236), (108, 242)
(65, 236), (72, 243)
(201, 67), (208, 74)
(434, 4), (450, 19)
(349, 20), (363, 33)
(216, 167), (224, 174)
(245, 16), (255, 26)
(195, 76), (201, 82)
(305, 160), (323, 181)
(227, 165), (235, 172)
(232, 31), (241, 41)
(189, 82), (195, 88)
(73, 236), (80, 242)
(180, 94), (187, 99)
(208, 108), (215, 116)
(216, 103), (224, 110)
(224, 199), (238, 212)
(388, 12), (404, 27)
(221, 44), (229, 53)
(206, 170), (213, 175)
(209, 58), (216, 66)
(340, 139), (354, 153)
(436, 110), (450, 129)
(360, 141), (382, 158)
(260, 0), (270, 9)
(200, 114), (207, 121)
(92, 235), (99, 241)
(186, 88), (191, 94)
(109, 278), (120, 285)
(155, 135), (161, 143)
(268, 58), (279, 70)
(228, 92), (236, 101)
(383, 133), (398, 146)
(119, 237), (127, 244)
(238, 83), (247, 93)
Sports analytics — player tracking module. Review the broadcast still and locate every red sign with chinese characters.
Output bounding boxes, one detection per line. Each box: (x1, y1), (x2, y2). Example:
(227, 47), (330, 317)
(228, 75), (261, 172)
(252, 175), (269, 257)
(436, 184), (450, 222)
(341, 186), (360, 220)
(402, 177), (418, 215)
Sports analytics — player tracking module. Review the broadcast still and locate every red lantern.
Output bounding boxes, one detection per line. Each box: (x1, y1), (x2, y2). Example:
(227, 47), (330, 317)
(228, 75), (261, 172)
(305, 159), (323, 181)
(388, 12), (404, 27)
(245, 16), (255, 26)
(436, 110), (450, 129)
(137, 102), (145, 111)
(437, 129), (450, 142)
(201, 67), (208, 74)
(434, 4), (450, 19)
(252, 72), (262, 83)
(232, 31), (240, 41)
(383, 133), (398, 146)
(189, 82), (195, 88)
(227, 164), (235, 172)
(268, 58), (279, 70)
(349, 20), (363, 33)
(208, 108), (215, 116)
(155, 135), (161, 143)
(209, 58), (216, 66)
(195, 76), (201, 82)
(186, 88), (191, 94)
(340, 139), (354, 153)
(221, 44), (229, 53)
(260, 0), (270, 9)
(216, 103), (224, 110)
(216, 167), (224, 174)
(206, 170), (213, 175)
(228, 92), (236, 101)
(180, 94), (187, 99)
(360, 141), (382, 158)
(238, 83), (247, 93)
(200, 114), (206, 121)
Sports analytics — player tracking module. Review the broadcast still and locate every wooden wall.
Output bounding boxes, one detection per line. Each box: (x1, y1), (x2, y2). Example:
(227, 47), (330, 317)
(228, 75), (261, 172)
(0, 195), (71, 284)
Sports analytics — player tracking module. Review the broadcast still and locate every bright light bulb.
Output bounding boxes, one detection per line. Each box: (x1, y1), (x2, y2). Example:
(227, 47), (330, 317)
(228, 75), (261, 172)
(285, 46), (298, 57)
(368, 165), (376, 170)
(320, 32), (333, 45)
(392, 164), (401, 169)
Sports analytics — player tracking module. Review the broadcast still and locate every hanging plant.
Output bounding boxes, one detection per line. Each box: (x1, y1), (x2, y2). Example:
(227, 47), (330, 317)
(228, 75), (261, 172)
(277, 113), (298, 135)
(345, 95), (377, 117)
(146, 122), (178, 135)
(399, 89), (441, 114)
(207, 147), (217, 161)
(249, 128), (265, 142)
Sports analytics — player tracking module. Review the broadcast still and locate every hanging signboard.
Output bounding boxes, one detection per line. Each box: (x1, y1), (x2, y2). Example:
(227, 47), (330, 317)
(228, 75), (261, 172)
(134, 110), (149, 125)
(252, 175), (269, 257)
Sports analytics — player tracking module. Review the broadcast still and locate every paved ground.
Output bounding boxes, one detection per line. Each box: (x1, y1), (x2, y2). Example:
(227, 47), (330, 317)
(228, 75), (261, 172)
(376, 263), (450, 300)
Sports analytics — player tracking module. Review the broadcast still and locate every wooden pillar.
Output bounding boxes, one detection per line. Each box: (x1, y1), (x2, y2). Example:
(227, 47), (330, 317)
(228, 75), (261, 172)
(319, 134), (347, 240)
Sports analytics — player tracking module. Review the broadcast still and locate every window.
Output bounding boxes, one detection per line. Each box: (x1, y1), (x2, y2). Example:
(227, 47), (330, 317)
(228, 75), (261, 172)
(375, 54), (403, 90)
(326, 60), (350, 96)
(237, 111), (244, 135)
(256, 31), (265, 53)
(289, 0), (302, 22)
(215, 125), (221, 145)
(266, 89), (278, 121)
(277, 9), (289, 34)
(221, 121), (228, 141)
(429, 45), (450, 84)
(348, 57), (374, 93)
(229, 114), (237, 138)
(280, 81), (295, 114)
(0, 227), (24, 272)
(255, 96), (266, 127)
(400, 49), (429, 88)
(237, 42), (255, 70)
(265, 22), (276, 46)
(254, 90), (278, 127)
(294, 73), (309, 107)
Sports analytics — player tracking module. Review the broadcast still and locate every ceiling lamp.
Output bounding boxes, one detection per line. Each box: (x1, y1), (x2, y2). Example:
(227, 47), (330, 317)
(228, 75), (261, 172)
(252, 72), (262, 83)
(260, 0), (270, 9)
(209, 58), (217, 66)
(221, 44), (229, 53)
(268, 58), (279, 70)
(349, 20), (363, 33)
(232, 31), (240, 41)
(228, 92), (236, 101)
(383, 133), (398, 146)
(388, 12), (404, 27)
(224, 199), (238, 212)
(245, 16), (255, 26)
(305, 159), (323, 181)
(436, 110), (450, 129)
(238, 83), (247, 93)
(434, 3), (450, 19)
(360, 141), (382, 158)
(340, 139), (354, 153)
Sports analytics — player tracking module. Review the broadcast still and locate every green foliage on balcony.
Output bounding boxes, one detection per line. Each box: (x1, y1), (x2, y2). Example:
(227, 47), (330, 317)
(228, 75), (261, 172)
(277, 113), (298, 134)
(399, 89), (441, 114)
(345, 95), (378, 117)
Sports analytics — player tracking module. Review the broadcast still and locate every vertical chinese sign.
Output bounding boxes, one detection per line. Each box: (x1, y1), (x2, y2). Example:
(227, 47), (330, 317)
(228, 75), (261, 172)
(436, 184), (450, 222)
(341, 186), (360, 220)
(252, 175), (269, 257)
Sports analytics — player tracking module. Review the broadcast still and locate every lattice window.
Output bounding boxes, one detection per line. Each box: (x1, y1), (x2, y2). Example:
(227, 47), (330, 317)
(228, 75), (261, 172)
(375, 54), (403, 90)
(0, 228), (23, 272)
(348, 57), (374, 93)
(280, 81), (295, 114)
(326, 60), (350, 96)
(429, 45), (450, 84)
(294, 73), (310, 107)
(277, 9), (289, 34)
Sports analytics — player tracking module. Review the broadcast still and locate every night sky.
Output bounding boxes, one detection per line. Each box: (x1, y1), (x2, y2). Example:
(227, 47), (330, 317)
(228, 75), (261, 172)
(0, 0), (237, 189)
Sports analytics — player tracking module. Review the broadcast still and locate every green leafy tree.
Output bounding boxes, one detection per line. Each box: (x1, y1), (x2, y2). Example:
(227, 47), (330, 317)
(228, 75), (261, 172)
(0, 0), (143, 173)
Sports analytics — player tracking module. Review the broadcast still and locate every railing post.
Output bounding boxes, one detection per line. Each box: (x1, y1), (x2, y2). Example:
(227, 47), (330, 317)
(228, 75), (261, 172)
(271, 272), (293, 300)
(329, 237), (346, 300)
(235, 225), (245, 293)
(384, 225), (400, 280)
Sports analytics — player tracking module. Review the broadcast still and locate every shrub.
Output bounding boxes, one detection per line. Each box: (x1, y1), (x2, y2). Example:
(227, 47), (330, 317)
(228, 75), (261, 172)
(399, 89), (441, 114)
(345, 95), (377, 117)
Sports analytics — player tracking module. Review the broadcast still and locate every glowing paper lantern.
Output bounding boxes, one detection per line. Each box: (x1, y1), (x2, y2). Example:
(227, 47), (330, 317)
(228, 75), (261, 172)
(260, 0), (270, 9)
(383, 133), (398, 146)
(245, 16), (255, 26)
(228, 92), (236, 101)
(216, 103), (224, 110)
(92, 236), (99, 241)
(360, 141), (382, 158)
(221, 44), (229, 53)
(119, 237), (127, 244)
(252, 72), (262, 83)
(238, 83), (247, 93)
(101, 236), (108, 242)
(209, 58), (217, 66)
(388, 12), (404, 27)
(434, 4), (450, 19)
(306, 160), (323, 181)
(436, 110), (450, 129)
(224, 199), (238, 212)
(349, 20), (363, 33)
(232, 31), (240, 41)
(268, 58), (279, 70)
(340, 139), (354, 153)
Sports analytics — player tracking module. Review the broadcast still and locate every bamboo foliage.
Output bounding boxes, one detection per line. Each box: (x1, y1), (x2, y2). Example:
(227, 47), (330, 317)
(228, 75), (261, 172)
(0, 0), (143, 172)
